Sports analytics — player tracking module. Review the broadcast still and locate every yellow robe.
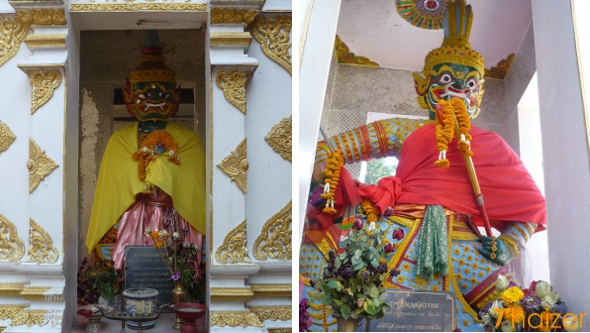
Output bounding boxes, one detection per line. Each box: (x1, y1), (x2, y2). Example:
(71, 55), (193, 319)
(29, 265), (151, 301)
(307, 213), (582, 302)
(86, 122), (206, 253)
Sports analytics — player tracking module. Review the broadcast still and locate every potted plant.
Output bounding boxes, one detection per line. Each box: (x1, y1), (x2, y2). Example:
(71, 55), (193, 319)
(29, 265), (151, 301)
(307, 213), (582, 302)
(309, 219), (394, 331)
(77, 257), (123, 305)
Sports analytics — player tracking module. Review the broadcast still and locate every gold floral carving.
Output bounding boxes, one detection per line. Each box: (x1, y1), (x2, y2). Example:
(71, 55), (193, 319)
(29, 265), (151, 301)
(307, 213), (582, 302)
(253, 200), (291, 261)
(210, 287), (254, 302)
(70, 3), (207, 12)
(217, 138), (248, 194)
(0, 326), (5, 333)
(334, 35), (380, 68)
(210, 311), (264, 328)
(215, 69), (249, 114)
(0, 283), (25, 297)
(249, 306), (291, 321)
(0, 214), (25, 262)
(484, 53), (516, 79)
(210, 8), (259, 25)
(250, 284), (291, 298)
(23, 69), (62, 114)
(28, 138), (58, 194)
(31, 8), (66, 26)
(0, 121), (16, 154)
(0, 306), (27, 322)
(251, 16), (292, 75)
(268, 329), (291, 333)
(265, 115), (292, 162)
(215, 220), (252, 264)
(27, 218), (58, 264)
(0, 11), (33, 67)
(0, 305), (48, 327)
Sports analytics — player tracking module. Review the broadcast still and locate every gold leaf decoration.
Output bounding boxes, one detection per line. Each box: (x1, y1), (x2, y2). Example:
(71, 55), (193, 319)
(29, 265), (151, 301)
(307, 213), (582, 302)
(31, 8), (66, 26)
(253, 200), (291, 261)
(0, 306), (27, 322)
(217, 138), (248, 194)
(249, 306), (291, 321)
(215, 70), (249, 114)
(334, 35), (380, 68)
(484, 53), (516, 79)
(265, 115), (292, 162)
(0, 11), (33, 67)
(250, 283), (291, 298)
(210, 8), (259, 25)
(23, 69), (62, 114)
(210, 287), (254, 302)
(0, 214), (25, 262)
(28, 138), (58, 194)
(215, 220), (252, 264)
(0, 326), (5, 333)
(0, 121), (16, 154)
(0, 283), (25, 297)
(251, 16), (292, 75)
(27, 219), (58, 264)
(70, 3), (207, 12)
(9, 309), (47, 327)
(210, 311), (264, 328)
(268, 329), (291, 333)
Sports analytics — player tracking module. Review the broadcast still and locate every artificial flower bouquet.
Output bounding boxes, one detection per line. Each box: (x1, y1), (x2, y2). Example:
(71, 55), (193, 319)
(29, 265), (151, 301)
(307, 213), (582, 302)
(77, 257), (123, 305)
(145, 226), (203, 301)
(480, 275), (579, 332)
(309, 219), (396, 321)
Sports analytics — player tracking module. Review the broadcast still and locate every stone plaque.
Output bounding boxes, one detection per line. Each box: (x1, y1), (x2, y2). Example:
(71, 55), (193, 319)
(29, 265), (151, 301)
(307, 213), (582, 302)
(366, 290), (455, 332)
(124, 245), (174, 311)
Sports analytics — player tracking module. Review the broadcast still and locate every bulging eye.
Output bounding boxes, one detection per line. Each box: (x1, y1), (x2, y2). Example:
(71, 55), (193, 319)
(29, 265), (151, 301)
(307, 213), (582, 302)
(138, 94), (145, 99)
(159, 92), (163, 97)
(467, 78), (478, 89)
(440, 74), (452, 84)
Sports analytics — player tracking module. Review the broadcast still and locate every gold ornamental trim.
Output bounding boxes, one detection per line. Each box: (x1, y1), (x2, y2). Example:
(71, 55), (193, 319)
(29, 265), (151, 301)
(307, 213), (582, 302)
(265, 115), (292, 162)
(0, 283), (26, 297)
(0, 326), (5, 333)
(484, 53), (516, 79)
(27, 218), (58, 264)
(215, 69), (250, 114)
(0, 214), (25, 262)
(251, 16), (292, 75)
(28, 138), (58, 194)
(0, 121), (16, 154)
(20, 286), (51, 301)
(24, 34), (66, 48)
(249, 305), (291, 321)
(23, 68), (62, 114)
(70, 3), (207, 12)
(268, 329), (291, 333)
(0, 11), (33, 68)
(217, 138), (248, 194)
(210, 310), (264, 328)
(29, 8), (66, 26)
(210, 8), (259, 25)
(210, 32), (253, 46)
(253, 200), (291, 261)
(0, 305), (48, 327)
(250, 284), (291, 298)
(334, 35), (380, 68)
(210, 287), (254, 302)
(215, 219), (252, 264)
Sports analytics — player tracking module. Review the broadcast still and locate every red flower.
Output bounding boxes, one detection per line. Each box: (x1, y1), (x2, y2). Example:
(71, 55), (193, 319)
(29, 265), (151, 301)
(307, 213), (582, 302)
(384, 243), (395, 253)
(392, 228), (405, 241)
(383, 206), (394, 216)
(77, 309), (93, 317)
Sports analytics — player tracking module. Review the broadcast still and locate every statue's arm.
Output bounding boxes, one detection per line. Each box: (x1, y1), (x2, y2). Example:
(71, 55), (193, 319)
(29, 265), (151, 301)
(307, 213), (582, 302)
(479, 221), (538, 266)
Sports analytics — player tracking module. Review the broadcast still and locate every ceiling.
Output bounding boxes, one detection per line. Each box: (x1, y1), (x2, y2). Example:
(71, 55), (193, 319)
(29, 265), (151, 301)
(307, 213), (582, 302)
(336, 0), (533, 72)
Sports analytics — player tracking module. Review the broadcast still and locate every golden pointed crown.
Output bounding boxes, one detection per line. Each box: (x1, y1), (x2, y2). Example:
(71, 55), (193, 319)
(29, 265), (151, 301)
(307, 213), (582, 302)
(128, 30), (176, 85)
(422, 0), (484, 75)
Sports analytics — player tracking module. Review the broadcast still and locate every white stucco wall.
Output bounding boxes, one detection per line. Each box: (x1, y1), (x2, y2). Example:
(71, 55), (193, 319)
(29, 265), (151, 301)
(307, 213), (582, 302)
(532, 0), (590, 313)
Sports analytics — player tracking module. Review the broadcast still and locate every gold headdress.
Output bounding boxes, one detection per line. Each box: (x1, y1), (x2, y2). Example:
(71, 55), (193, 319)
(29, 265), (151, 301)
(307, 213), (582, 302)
(128, 30), (176, 86)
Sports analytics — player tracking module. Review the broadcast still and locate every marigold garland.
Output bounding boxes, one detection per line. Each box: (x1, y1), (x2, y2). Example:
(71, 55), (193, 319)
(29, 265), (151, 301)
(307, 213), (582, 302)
(360, 199), (379, 223)
(501, 286), (524, 305)
(321, 150), (344, 214)
(132, 130), (180, 183)
(434, 98), (474, 168)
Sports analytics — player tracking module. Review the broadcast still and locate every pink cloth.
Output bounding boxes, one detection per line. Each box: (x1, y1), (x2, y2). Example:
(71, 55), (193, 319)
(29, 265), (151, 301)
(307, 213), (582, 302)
(112, 188), (203, 270)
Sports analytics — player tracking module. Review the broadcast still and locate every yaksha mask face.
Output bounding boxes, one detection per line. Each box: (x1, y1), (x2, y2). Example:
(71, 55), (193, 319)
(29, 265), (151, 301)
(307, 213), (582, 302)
(125, 80), (179, 121)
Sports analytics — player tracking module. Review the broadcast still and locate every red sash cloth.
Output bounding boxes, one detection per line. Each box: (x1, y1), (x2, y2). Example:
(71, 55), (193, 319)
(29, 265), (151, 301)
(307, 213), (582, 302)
(360, 124), (546, 231)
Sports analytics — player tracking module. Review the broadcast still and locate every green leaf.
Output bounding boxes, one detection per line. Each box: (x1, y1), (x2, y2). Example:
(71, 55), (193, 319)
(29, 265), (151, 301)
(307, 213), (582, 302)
(344, 288), (353, 296)
(340, 304), (351, 320)
(322, 295), (333, 305)
(327, 280), (343, 291)
(368, 285), (379, 298)
(357, 297), (366, 308)
(363, 299), (375, 315)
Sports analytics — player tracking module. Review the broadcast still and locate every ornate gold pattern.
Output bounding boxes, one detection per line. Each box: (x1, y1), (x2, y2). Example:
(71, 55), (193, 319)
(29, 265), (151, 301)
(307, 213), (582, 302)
(0, 306), (27, 322)
(215, 219), (252, 264)
(0, 283), (26, 297)
(210, 287), (254, 302)
(0, 326), (5, 333)
(0, 306), (49, 327)
(210, 32), (253, 46)
(253, 200), (291, 261)
(484, 53), (516, 79)
(249, 306), (291, 321)
(0, 121), (16, 154)
(20, 286), (51, 301)
(334, 35), (380, 68)
(27, 218), (58, 264)
(28, 138), (58, 194)
(217, 138), (248, 194)
(251, 16), (292, 75)
(0, 214), (25, 262)
(70, 3), (207, 12)
(210, 8), (259, 25)
(215, 69), (249, 114)
(23, 69), (62, 114)
(0, 11), (33, 67)
(268, 329), (291, 333)
(24, 34), (66, 48)
(265, 115), (292, 162)
(210, 310), (264, 328)
(30, 8), (66, 26)
(250, 283), (291, 298)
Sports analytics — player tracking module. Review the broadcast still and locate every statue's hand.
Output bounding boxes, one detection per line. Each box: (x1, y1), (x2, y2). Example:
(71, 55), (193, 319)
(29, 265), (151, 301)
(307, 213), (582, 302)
(478, 236), (513, 266)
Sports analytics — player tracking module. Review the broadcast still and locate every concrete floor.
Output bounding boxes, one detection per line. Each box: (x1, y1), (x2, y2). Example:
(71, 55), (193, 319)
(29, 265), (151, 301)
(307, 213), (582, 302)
(69, 313), (207, 333)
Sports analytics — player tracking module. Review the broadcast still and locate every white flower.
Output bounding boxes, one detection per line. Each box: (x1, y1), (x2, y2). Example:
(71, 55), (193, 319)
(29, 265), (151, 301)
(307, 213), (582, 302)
(535, 281), (551, 298)
(183, 241), (190, 248)
(145, 227), (152, 235)
(480, 313), (492, 326)
(160, 230), (168, 238)
(501, 320), (517, 332)
(172, 232), (179, 239)
(367, 222), (376, 231)
(495, 274), (510, 292)
(488, 300), (503, 318)
(193, 243), (200, 250)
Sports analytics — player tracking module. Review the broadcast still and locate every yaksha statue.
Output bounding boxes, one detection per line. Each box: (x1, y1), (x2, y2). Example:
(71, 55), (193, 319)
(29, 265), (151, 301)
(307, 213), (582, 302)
(300, 1), (546, 331)
(85, 31), (206, 270)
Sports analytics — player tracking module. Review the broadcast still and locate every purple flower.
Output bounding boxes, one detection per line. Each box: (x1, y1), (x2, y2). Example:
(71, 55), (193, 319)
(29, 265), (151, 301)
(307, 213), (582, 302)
(299, 298), (313, 332)
(377, 263), (388, 274)
(384, 243), (395, 254)
(390, 268), (401, 277)
(392, 228), (405, 241)
(383, 206), (394, 216)
(354, 219), (363, 230)
(555, 301), (568, 315)
(522, 295), (541, 313)
(171, 271), (181, 281)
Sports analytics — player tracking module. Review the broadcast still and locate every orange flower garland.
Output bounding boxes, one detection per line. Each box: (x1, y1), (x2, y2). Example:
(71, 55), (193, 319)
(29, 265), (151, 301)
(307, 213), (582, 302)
(321, 150), (344, 215)
(132, 130), (180, 182)
(434, 98), (474, 168)
(360, 199), (379, 223)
